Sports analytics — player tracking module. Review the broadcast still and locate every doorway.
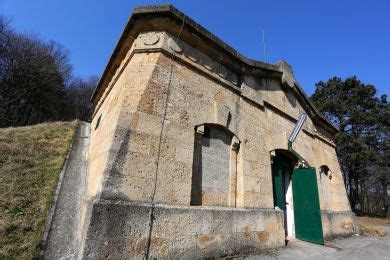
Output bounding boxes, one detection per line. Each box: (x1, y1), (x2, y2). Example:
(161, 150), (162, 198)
(271, 150), (324, 244)
(271, 151), (296, 239)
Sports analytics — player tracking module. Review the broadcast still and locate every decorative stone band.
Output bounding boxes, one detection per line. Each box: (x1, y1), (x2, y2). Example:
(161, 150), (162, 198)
(92, 30), (335, 148)
(135, 31), (240, 88)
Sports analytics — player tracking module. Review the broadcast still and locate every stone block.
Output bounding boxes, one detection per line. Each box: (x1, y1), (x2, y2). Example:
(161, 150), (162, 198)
(135, 111), (162, 136)
(321, 211), (355, 239)
(82, 200), (285, 258)
(244, 175), (262, 193)
(175, 145), (193, 164)
(128, 131), (152, 155)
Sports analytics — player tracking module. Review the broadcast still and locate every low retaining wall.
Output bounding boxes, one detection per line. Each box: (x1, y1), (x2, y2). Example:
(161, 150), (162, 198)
(82, 200), (285, 258)
(321, 210), (355, 239)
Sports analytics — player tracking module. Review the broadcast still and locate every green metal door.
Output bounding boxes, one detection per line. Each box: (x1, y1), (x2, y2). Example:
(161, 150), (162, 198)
(292, 167), (324, 244)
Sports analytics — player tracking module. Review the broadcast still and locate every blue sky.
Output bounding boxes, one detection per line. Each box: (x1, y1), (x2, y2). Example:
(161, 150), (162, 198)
(1, 0), (389, 96)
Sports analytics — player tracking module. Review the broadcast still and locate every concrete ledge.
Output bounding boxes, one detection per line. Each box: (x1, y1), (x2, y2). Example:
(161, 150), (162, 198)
(321, 210), (355, 239)
(43, 121), (90, 259)
(82, 200), (285, 258)
(39, 120), (79, 258)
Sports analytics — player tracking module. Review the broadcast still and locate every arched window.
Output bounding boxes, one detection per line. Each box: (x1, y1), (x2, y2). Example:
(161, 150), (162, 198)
(190, 124), (239, 207)
(319, 165), (331, 179)
(319, 165), (332, 206)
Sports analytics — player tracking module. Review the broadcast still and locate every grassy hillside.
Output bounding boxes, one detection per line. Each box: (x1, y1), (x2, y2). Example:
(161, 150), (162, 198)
(0, 121), (77, 258)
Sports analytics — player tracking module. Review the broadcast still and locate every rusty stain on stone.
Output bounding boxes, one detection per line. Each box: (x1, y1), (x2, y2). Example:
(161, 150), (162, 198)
(257, 231), (269, 244)
(197, 234), (215, 247)
(242, 225), (250, 239)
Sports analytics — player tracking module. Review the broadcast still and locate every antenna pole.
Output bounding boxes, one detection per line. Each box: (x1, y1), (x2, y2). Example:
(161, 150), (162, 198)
(262, 26), (267, 63)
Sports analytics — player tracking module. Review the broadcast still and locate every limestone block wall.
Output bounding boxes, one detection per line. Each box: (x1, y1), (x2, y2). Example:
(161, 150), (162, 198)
(87, 28), (353, 215)
(83, 16), (354, 256)
(83, 201), (285, 259)
(321, 211), (355, 239)
(80, 51), (165, 256)
(87, 51), (161, 202)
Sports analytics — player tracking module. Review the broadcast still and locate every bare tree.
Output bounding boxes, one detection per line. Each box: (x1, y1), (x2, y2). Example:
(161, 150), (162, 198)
(64, 75), (98, 121)
(0, 14), (97, 127)
(0, 16), (73, 127)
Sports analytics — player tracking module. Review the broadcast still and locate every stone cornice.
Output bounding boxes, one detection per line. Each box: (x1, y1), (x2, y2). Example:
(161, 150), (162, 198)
(91, 4), (338, 134)
(91, 33), (336, 147)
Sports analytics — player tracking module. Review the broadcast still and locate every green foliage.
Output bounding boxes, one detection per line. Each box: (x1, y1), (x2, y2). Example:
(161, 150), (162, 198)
(311, 76), (389, 215)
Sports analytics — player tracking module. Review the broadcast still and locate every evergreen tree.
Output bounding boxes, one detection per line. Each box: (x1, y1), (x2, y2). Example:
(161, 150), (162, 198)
(311, 76), (389, 215)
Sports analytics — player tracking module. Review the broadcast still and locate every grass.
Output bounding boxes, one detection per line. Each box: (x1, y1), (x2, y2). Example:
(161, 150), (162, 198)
(0, 121), (77, 258)
(356, 216), (389, 237)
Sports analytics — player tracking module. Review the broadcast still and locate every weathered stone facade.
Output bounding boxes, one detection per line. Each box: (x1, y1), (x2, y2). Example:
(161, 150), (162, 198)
(80, 5), (354, 258)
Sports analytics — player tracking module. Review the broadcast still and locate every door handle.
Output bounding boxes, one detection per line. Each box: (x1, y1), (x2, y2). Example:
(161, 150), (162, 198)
(315, 211), (321, 216)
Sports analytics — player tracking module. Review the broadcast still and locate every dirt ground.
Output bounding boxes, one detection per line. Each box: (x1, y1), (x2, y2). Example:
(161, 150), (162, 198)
(356, 216), (389, 237)
(356, 216), (390, 226)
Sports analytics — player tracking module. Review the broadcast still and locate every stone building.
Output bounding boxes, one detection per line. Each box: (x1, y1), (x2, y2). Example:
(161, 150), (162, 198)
(80, 4), (354, 258)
